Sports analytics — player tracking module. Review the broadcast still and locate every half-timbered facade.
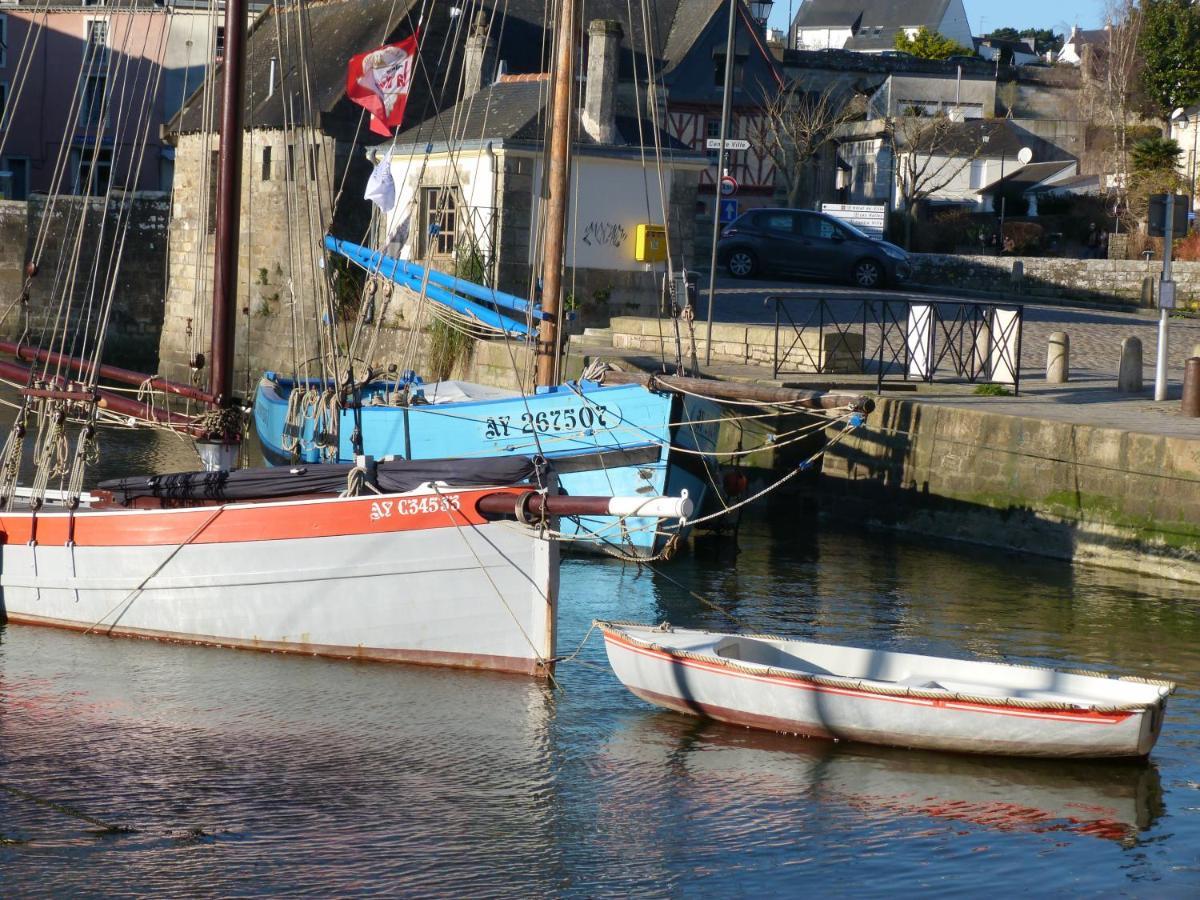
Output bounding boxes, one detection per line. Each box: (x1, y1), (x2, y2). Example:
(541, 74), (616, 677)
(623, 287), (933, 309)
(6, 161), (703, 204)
(660, 0), (785, 215)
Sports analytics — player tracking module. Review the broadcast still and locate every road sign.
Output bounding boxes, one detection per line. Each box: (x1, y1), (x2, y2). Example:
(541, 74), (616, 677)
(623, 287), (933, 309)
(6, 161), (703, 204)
(706, 138), (751, 151)
(718, 199), (739, 224)
(821, 202), (888, 240)
(719, 175), (738, 197)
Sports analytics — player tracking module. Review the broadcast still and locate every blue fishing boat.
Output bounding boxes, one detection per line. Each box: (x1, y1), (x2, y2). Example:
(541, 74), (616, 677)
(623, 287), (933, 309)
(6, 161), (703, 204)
(255, 372), (717, 558)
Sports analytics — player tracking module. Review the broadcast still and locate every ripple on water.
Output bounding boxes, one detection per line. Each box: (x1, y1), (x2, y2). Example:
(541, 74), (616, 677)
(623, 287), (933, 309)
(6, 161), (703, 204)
(0, 447), (1197, 893)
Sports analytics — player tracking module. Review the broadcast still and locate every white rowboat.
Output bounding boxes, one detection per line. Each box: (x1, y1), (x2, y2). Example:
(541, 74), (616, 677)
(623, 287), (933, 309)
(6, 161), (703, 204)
(598, 622), (1174, 758)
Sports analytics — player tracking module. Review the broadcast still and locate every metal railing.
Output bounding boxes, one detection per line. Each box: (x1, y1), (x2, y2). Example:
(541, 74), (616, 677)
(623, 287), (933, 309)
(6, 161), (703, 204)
(770, 296), (1024, 395)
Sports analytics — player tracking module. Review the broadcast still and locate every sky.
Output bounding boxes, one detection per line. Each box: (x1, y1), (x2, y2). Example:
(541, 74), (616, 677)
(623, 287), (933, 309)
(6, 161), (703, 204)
(767, 0), (1106, 38)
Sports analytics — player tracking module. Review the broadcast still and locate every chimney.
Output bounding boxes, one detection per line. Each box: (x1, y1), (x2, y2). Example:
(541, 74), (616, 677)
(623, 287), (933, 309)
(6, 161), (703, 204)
(582, 19), (623, 145)
(462, 12), (494, 97)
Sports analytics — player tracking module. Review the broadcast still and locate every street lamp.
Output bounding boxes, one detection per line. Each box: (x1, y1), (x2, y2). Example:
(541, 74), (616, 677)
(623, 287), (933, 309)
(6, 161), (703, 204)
(749, 0), (773, 28)
(1170, 107), (1198, 215)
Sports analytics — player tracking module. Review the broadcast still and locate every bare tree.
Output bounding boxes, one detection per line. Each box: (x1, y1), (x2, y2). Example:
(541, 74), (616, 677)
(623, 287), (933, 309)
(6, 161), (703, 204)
(1081, 0), (1145, 224)
(887, 113), (988, 247)
(751, 83), (866, 208)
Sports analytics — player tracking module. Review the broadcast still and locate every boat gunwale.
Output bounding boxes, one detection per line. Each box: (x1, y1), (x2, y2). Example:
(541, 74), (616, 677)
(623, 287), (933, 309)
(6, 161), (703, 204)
(595, 621), (1175, 715)
(257, 375), (664, 412)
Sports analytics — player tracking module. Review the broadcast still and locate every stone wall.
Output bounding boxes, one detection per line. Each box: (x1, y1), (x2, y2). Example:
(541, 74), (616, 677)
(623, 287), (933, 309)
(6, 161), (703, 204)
(157, 128), (342, 389)
(821, 397), (1200, 582)
(609, 315), (864, 372)
(909, 253), (1200, 310)
(0, 194), (169, 368)
(0, 200), (27, 327)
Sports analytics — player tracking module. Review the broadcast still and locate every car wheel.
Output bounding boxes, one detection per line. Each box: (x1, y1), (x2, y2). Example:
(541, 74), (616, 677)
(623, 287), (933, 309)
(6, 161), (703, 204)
(852, 258), (884, 289)
(726, 249), (757, 279)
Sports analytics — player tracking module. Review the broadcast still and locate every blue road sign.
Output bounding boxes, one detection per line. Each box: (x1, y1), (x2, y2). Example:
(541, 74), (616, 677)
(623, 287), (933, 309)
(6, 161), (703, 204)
(718, 199), (739, 224)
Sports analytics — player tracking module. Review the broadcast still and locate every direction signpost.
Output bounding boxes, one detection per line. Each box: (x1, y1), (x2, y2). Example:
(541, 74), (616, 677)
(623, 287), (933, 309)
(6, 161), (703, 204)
(706, 138), (750, 151)
(821, 202), (888, 240)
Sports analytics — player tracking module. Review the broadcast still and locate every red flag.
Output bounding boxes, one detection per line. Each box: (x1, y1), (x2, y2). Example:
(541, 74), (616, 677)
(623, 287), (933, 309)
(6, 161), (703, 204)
(346, 34), (419, 137)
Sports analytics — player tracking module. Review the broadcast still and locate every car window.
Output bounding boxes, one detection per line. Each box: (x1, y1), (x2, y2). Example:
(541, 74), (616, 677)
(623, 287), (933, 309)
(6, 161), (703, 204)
(757, 212), (795, 234)
(795, 214), (827, 239)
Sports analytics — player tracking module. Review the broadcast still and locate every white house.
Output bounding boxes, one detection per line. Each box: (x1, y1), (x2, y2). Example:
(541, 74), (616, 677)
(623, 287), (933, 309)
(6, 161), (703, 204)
(1169, 104), (1200, 211)
(372, 22), (706, 324)
(838, 119), (1073, 212)
(791, 0), (974, 54)
(1056, 24), (1110, 66)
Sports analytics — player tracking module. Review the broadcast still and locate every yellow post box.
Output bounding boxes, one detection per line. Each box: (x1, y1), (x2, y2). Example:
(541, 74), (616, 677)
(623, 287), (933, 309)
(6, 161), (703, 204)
(634, 224), (667, 262)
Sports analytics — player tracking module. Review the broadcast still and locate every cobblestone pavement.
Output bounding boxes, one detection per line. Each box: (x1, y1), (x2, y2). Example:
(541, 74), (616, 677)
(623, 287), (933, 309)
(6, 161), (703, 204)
(698, 278), (1200, 377)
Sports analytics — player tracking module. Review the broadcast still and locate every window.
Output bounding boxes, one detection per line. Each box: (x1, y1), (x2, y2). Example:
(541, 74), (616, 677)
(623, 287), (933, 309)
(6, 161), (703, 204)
(261, 145), (272, 181)
(85, 19), (108, 67)
(712, 52), (745, 89)
(74, 147), (111, 196)
(83, 0), (105, 6)
(215, 25), (225, 60)
(758, 212), (794, 234)
(969, 159), (986, 190)
(78, 73), (107, 128)
(286, 143), (295, 180)
(1, 156), (27, 200)
(420, 186), (459, 256)
(0, 81), (6, 129)
(0, 16), (7, 68)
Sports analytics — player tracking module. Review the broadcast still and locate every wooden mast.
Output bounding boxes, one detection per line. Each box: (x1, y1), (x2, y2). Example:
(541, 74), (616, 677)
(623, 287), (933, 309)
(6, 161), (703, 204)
(536, 0), (577, 387)
(209, 0), (248, 411)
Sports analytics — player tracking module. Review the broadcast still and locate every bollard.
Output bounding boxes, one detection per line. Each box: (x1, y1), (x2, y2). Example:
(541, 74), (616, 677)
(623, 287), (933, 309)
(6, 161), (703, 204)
(1141, 276), (1156, 308)
(1011, 260), (1024, 294)
(1192, 342), (1200, 361)
(1117, 336), (1143, 393)
(1184, 358), (1200, 417)
(1046, 332), (1069, 383)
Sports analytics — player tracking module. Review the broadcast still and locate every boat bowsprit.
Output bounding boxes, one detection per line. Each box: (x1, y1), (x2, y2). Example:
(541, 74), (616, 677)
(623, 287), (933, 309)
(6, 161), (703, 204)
(597, 622), (1175, 758)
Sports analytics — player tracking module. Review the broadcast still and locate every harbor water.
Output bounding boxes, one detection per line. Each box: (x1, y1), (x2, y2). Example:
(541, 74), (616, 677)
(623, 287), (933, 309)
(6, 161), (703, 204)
(1, 426), (1198, 895)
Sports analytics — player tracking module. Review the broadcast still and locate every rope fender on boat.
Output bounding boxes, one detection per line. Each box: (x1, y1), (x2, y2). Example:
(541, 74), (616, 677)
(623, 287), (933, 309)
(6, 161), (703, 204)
(593, 622), (1174, 714)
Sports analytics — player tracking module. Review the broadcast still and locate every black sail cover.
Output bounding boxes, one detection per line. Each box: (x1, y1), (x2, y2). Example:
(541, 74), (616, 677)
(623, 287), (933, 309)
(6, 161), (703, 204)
(98, 456), (542, 505)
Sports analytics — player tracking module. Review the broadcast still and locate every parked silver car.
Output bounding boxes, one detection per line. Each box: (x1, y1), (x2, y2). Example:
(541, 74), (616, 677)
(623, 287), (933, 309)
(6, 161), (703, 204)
(717, 208), (911, 288)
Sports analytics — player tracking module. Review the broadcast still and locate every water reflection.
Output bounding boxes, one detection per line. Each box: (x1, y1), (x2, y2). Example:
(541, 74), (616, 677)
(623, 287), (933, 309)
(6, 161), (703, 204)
(0, 398), (1197, 893)
(602, 712), (1164, 848)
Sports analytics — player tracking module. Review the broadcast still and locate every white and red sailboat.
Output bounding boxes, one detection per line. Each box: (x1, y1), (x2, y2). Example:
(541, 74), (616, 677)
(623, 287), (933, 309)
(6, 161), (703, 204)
(0, 0), (690, 676)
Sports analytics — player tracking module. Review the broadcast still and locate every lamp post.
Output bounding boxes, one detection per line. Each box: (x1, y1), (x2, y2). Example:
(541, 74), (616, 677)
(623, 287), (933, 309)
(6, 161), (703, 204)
(749, 0), (774, 28)
(705, 0), (772, 366)
(1171, 108), (1198, 214)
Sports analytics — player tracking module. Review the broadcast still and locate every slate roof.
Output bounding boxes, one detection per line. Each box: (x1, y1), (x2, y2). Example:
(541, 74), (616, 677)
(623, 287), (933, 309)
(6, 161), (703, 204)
(171, 0), (769, 141)
(387, 79), (692, 152)
(793, 0), (952, 30)
(975, 160), (1076, 194)
(881, 119), (1072, 163)
(172, 0), (427, 136)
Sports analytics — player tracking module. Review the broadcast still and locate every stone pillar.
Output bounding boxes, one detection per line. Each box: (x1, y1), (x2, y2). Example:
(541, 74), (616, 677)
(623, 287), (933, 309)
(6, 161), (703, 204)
(581, 20), (623, 145)
(1117, 336), (1143, 393)
(462, 12), (494, 97)
(1046, 331), (1069, 383)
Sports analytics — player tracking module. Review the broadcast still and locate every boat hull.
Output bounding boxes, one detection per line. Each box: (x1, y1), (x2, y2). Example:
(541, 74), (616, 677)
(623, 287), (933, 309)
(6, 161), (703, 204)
(254, 377), (715, 558)
(0, 489), (557, 675)
(600, 627), (1169, 758)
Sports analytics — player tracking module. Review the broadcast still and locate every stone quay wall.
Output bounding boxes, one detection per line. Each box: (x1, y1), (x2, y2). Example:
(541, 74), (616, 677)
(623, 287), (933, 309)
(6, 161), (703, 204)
(0, 195), (169, 368)
(820, 397), (1200, 583)
(609, 315), (865, 373)
(909, 253), (1200, 310)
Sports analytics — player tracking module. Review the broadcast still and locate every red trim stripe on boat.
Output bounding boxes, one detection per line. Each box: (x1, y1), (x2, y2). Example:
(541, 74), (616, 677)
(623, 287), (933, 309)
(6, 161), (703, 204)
(0, 487), (518, 547)
(604, 631), (1133, 725)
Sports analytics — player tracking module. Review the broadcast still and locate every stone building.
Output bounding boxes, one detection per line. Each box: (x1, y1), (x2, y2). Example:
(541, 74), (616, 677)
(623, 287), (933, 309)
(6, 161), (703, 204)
(155, 0), (468, 386)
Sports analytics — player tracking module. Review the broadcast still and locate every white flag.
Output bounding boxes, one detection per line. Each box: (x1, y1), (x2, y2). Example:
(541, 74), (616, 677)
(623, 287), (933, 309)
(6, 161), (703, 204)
(364, 155), (396, 214)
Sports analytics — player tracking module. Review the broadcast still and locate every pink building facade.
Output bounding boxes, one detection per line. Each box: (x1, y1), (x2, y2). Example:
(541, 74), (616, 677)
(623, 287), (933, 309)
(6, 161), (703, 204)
(0, 2), (221, 198)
